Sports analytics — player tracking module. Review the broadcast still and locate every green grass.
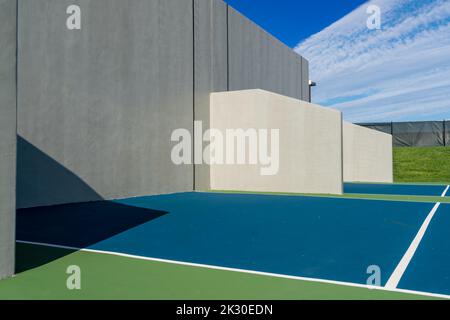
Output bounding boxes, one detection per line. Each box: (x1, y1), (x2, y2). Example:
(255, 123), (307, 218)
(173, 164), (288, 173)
(0, 243), (441, 300)
(394, 146), (450, 183)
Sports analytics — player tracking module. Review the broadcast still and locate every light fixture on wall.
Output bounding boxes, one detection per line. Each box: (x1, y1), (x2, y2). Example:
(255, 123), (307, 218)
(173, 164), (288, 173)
(308, 80), (317, 103)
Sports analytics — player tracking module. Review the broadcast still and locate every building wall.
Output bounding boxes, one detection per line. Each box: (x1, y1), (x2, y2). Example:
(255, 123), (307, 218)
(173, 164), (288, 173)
(0, 0), (16, 279)
(15, 0), (310, 207)
(210, 90), (343, 195)
(17, 0), (194, 208)
(194, 0), (228, 191)
(343, 122), (393, 183)
(194, 3), (310, 190)
(228, 7), (305, 101)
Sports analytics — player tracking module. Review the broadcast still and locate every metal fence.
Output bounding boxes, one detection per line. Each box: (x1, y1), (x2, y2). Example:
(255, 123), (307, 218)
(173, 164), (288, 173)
(358, 121), (450, 147)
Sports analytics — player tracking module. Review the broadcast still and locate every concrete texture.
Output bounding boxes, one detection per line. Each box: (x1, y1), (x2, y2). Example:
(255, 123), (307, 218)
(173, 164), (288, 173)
(0, 0), (312, 279)
(228, 7), (304, 101)
(194, 0), (228, 191)
(193, 2), (310, 191)
(17, 0), (194, 208)
(210, 90), (343, 195)
(14, 0), (310, 208)
(0, 0), (16, 279)
(343, 122), (393, 183)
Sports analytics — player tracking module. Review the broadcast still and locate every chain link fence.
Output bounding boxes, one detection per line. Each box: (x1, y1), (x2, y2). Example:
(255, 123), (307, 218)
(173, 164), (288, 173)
(358, 121), (450, 147)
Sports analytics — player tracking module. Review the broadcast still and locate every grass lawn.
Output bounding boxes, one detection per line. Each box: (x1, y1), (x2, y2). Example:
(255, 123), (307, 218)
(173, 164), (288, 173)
(0, 243), (441, 300)
(394, 147), (450, 183)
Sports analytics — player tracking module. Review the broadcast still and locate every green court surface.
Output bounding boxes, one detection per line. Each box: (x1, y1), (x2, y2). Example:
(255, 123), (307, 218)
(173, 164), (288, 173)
(213, 191), (450, 204)
(0, 243), (439, 300)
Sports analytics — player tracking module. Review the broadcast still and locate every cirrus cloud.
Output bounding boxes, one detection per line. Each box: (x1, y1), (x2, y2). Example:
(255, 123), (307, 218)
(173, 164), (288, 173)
(295, 0), (450, 122)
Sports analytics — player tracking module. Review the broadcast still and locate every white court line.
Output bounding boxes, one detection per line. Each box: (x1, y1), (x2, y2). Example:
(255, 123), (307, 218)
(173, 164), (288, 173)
(16, 239), (450, 299)
(385, 185), (450, 289)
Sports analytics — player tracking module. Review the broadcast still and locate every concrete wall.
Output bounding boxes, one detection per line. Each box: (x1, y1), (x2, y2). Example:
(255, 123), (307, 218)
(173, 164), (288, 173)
(228, 7), (305, 101)
(17, 0), (194, 208)
(15, 0), (310, 207)
(0, 0), (16, 279)
(193, 3), (310, 190)
(210, 89), (343, 195)
(301, 58), (310, 102)
(343, 122), (393, 183)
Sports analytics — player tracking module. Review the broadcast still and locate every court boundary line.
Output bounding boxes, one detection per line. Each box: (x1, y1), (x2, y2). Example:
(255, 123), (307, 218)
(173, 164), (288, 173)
(16, 239), (450, 300)
(385, 185), (450, 289)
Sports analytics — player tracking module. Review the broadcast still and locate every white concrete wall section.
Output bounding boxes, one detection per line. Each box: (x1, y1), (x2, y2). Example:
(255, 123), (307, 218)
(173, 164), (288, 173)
(210, 89), (343, 195)
(343, 122), (393, 183)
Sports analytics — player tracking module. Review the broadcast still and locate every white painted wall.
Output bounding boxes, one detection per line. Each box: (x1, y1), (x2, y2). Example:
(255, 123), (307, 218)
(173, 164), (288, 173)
(343, 122), (393, 183)
(210, 89), (343, 195)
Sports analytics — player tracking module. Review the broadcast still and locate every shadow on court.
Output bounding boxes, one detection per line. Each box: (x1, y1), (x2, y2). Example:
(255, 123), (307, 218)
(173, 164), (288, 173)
(16, 201), (168, 273)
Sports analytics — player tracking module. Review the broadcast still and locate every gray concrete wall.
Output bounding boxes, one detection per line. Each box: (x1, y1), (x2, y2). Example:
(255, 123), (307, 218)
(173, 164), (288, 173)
(210, 90), (343, 195)
(194, 0), (228, 191)
(17, 0), (194, 208)
(301, 58), (310, 102)
(228, 7), (304, 101)
(343, 122), (393, 183)
(0, 0), (16, 279)
(15, 0), (310, 207)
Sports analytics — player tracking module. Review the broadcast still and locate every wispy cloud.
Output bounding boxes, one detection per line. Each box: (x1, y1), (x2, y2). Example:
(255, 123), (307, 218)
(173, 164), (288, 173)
(295, 0), (450, 122)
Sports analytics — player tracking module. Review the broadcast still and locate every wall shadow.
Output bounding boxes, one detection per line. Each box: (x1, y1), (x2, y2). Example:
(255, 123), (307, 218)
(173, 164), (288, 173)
(17, 136), (104, 209)
(16, 200), (168, 273)
(15, 136), (168, 273)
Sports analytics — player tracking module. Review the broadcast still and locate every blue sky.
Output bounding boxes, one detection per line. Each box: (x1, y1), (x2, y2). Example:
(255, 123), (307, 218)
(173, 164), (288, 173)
(224, 0), (368, 47)
(226, 0), (450, 122)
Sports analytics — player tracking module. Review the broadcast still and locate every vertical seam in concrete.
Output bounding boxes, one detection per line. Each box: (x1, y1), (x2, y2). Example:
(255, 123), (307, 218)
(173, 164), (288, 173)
(192, 0), (196, 191)
(15, 0), (19, 149)
(15, 0), (19, 140)
(300, 58), (303, 100)
(15, 0), (18, 128)
(13, 0), (19, 274)
(226, 4), (229, 91)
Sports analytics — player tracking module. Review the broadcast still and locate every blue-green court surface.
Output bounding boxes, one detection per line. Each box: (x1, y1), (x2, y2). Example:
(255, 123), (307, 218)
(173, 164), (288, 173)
(15, 190), (450, 297)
